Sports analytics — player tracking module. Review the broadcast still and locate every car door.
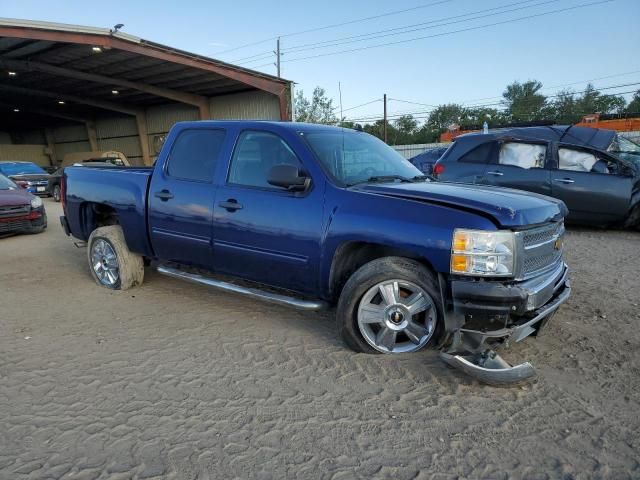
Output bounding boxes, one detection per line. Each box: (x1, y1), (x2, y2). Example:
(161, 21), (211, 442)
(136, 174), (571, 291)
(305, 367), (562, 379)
(148, 127), (227, 268)
(439, 141), (495, 183)
(212, 129), (324, 294)
(549, 144), (633, 225)
(480, 140), (552, 196)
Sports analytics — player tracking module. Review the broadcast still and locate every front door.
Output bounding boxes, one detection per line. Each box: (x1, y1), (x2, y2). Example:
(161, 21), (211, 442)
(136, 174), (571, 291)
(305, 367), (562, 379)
(212, 129), (323, 294)
(550, 145), (633, 224)
(148, 128), (226, 268)
(480, 140), (552, 196)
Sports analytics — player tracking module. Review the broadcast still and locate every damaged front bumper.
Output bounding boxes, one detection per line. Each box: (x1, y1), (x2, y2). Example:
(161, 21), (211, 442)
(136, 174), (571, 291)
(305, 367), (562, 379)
(439, 263), (571, 385)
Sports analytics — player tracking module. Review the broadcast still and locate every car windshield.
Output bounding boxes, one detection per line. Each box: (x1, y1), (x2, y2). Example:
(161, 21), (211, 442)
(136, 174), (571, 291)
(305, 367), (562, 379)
(0, 174), (17, 190)
(0, 162), (47, 176)
(609, 135), (640, 154)
(302, 129), (424, 186)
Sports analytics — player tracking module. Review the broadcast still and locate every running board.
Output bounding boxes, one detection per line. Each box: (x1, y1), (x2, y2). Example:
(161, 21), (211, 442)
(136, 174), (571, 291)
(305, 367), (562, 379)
(156, 266), (328, 311)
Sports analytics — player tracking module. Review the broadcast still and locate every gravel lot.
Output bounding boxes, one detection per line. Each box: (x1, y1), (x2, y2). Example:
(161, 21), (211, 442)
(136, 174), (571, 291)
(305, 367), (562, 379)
(1, 199), (639, 479)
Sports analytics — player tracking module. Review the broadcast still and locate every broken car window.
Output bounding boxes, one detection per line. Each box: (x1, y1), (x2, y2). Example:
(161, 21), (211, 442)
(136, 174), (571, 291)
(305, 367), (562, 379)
(498, 143), (546, 169)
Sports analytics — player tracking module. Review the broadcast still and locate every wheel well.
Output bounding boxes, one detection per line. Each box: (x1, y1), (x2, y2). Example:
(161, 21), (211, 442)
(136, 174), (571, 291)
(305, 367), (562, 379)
(81, 202), (119, 237)
(328, 241), (435, 301)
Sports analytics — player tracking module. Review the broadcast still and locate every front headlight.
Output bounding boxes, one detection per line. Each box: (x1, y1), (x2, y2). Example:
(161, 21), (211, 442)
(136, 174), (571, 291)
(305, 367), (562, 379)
(30, 196), (42, 208)
(451, 229), (515, 277)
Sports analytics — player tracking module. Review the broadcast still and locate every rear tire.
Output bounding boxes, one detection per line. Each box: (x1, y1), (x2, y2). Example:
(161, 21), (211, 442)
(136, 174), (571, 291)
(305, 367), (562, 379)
(336, 256), (443, 354)
(52, 185), (61, 202)
(87, 225), (144, 290)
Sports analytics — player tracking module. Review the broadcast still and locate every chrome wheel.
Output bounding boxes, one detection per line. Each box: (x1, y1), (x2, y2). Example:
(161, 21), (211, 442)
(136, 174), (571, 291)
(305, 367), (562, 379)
(357, 279), (436, 353)
(90, 238), (120, 287)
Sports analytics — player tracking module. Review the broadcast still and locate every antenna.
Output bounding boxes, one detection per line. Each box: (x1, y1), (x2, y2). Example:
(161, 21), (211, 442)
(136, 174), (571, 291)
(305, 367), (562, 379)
(338, 81), (343, 126)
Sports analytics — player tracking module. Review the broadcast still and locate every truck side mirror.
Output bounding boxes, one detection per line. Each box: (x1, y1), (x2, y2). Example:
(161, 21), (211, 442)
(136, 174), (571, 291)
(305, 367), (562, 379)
(267, 164), (310, 191)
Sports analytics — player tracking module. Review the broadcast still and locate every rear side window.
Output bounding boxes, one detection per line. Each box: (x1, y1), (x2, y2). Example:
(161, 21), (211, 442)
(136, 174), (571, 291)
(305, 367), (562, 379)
(499, 142), (546, 169)
(228, 130), (303, 189)
(458, 142), (494, 164)
(166, 129), (226, 182)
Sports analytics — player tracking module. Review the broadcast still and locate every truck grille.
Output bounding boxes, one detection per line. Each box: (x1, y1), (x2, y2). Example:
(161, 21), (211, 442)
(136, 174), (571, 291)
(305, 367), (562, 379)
(518, 222), (564, 278)
(0, 205), (30, 219)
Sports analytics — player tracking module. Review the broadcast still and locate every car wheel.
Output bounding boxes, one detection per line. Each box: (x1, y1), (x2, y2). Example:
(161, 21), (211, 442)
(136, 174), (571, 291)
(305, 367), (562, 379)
(52, 185), (61, 202)
(87, 225), (144, 290)
(337, 256), (442, 354)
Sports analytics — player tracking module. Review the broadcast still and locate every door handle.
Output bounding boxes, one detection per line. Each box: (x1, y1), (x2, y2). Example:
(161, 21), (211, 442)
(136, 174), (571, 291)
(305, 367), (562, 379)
(219, 199), (243, 211)
(154, 190), (174, 201)
(486, 170), (504, 176)
(553, 178), (575, 184)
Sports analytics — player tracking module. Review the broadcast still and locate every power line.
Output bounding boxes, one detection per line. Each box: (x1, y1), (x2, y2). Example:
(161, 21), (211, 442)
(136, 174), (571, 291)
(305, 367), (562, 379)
(282, 0), (557, 54)
(389, 98), (438, 108)
(212, 0), (453, 55)
(345, 84), (639, 123)
(278, 0), (614, 64)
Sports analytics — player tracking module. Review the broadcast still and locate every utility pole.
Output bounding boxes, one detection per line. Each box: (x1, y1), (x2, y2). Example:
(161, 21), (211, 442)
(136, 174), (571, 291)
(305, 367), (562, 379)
(383, 93), (388, 143)
(275, 37), (281, 78)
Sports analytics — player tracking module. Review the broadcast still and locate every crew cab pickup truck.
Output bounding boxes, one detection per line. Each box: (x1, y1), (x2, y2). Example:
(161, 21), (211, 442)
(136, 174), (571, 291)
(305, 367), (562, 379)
(60, 121), (571, 384)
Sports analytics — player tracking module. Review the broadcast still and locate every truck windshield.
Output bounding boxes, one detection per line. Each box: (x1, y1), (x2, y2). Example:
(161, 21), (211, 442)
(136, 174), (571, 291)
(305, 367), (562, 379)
(0, 162), (47, 176)
(302, 129), (424, 186)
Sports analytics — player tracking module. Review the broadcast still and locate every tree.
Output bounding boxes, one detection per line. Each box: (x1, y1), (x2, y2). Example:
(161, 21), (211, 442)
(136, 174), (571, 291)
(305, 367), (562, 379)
(462, 107), (505, 127)
(551, 89), (580, 124)
(502, 80), (547, 121)
(392, 115), (419, 144)
(427, 103), (466, 131)
(575, 83), (626, 116)
(625, 90), (640, 114)
(294, 87), (338, 124)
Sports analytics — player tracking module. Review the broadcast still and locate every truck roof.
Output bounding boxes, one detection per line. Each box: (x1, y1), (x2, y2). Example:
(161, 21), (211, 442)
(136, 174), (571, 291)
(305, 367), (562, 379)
(171, 120), (358, 134)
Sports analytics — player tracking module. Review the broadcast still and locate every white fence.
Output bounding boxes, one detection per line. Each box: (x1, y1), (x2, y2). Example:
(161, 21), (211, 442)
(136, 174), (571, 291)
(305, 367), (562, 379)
(391, 143), (448, 159)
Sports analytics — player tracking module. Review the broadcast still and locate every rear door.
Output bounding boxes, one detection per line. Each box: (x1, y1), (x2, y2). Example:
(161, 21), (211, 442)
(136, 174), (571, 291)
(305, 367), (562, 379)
(212, 128), (324, 294)
(148, 127), (227, 268)
(549, 144), (633, 224)
(480, 140), (552, 196)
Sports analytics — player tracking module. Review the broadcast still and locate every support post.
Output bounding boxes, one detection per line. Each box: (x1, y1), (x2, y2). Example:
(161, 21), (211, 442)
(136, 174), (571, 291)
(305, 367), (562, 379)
(383, 93), (388, 143)
(44, 128), (57, 166)
(276, 37), (281, 78)
(86, 121), (99, 152)
(198, 101), (211, 120)
(135, 111), (151, 166)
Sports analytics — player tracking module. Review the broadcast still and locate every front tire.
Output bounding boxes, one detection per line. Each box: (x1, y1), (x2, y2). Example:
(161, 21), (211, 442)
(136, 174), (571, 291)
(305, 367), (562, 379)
(337, 257), (442, 354)
(87, 226), (144, 290)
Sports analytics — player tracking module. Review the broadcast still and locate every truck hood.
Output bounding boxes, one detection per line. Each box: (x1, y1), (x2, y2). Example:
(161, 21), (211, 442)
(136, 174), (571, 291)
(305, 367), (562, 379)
(0, 188), (32, 207)
(354, 181), (567, 228)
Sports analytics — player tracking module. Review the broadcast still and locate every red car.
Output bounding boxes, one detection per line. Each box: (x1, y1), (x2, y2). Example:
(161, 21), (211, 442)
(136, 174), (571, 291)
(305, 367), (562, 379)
(0, 173), (47, 236)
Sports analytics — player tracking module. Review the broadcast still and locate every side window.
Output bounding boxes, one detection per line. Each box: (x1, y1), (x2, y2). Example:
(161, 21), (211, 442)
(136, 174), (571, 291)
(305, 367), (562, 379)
(458, 142), (495, 164)
(558, 148), (598, 172)
(229, 131), (303, 189)
(166, 129), (226, 182)
(499, 142), (546, 169)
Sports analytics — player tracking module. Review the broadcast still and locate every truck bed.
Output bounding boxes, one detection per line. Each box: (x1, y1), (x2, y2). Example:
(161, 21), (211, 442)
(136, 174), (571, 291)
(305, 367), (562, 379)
(64, 166), (154, 256)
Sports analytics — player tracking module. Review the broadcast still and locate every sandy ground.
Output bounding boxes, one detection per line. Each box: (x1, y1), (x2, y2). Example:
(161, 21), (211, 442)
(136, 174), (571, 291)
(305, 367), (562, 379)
(1, 199), (639, 479)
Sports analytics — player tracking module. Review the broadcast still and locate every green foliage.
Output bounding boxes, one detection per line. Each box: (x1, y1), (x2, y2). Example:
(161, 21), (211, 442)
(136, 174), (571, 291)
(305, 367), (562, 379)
(294, 87), (338, 124)
(502, 80), (547, 121)
(626, 90), (640, 114)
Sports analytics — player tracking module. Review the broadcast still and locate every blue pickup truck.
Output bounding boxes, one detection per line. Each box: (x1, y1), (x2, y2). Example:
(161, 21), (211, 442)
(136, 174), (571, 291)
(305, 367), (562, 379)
(61, 121), (571, 383)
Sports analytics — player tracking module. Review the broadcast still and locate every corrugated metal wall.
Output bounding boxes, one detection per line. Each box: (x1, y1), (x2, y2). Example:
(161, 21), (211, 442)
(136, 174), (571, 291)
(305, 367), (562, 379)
(210, 91), (280, 120)
(0, 90), (282, 166)
(0, 144), (49, 165)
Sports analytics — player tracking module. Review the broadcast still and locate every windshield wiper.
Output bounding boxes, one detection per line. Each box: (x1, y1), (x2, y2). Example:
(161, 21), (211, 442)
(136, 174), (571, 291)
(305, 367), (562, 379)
(348, 175), (415, 186)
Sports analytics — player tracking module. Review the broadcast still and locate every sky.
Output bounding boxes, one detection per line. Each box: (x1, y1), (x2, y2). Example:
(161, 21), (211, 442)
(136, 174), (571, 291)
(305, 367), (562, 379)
(3, 0), (639, 123)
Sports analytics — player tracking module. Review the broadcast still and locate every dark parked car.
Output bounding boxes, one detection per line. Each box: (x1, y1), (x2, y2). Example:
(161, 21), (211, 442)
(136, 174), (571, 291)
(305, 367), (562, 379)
(60, 121), (571, 384)
(434, 126), (640, 228)
(0, 173), (47, 236)
(0, 161), (51, 196)
(408, 147), (448, 175)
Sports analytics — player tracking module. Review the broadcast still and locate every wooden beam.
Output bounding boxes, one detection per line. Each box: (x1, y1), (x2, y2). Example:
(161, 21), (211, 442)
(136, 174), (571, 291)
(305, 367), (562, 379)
(0, 26), (288, 97)
(135, 112), (151, 166)
(0, 84), (138, 115)
(44, 128), (57, 165)
(0, 59), (210, 112)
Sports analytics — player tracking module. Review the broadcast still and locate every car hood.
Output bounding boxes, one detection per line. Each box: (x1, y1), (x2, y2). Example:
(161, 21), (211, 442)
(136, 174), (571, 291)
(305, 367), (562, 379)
(0, 188), (32, 207)
(354, 181), (568, 228)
